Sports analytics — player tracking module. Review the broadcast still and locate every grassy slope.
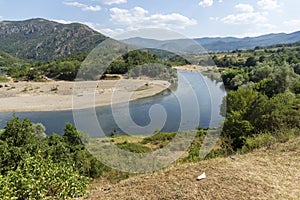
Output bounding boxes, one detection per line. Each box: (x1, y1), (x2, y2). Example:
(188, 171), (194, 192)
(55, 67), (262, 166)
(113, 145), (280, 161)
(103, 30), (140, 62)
(82, 137), (300, 200)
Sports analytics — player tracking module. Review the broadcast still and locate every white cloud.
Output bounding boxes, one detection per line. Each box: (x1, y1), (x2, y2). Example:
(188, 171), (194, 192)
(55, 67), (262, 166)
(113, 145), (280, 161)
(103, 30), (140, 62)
(257, 23), (277, 29)
(52, 19), (103, 32)
(222, 12), (267, 24)
(282, 19), (300, 33)
(257, 0), (280, 10)
(63, 1), (101, 12)
(284, 19), (300, 27)
(83, 5), (101, 11)
(199, 0), (213, 8)
(100, 0), (127, 5)
(235, 3), (254, 13)
(222, 3), (268, 25)
(99, 28), (124, 36)
(109, 7), (197, 30)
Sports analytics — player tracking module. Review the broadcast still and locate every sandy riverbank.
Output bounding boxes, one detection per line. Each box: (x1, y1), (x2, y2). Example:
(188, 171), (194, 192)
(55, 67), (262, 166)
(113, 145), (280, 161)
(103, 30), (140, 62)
(0, 79), (170, 112)
(173, 65), (215, 72)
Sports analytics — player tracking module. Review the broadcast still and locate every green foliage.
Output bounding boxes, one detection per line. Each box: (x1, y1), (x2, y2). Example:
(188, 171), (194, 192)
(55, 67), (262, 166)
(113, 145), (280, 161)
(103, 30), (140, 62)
(141, 132), (177, 147)
(0, 75), (9, 82)
(292, 79), (300, 94)
(165, 55), (191, 66)
(6, 52), (86, 81)
(0, 117), (107, 198)
(241, 129), (300, 154)
(245, 56), (257, 67)
(0, 50), (28, 70)
(0, 156), (90, 199)
(108, 50), (160, 74)
(104, 50), (178, 80)
(0, 117), (36, 147)
(0, 18), (106, 61)
(180, 129), (206, 162)
(117, 141), (152, 153)
(221, 69), (249, 90)
(221, 88), (300, 151)
(32, 123), (47, 140)
(241, 133), (275, 153)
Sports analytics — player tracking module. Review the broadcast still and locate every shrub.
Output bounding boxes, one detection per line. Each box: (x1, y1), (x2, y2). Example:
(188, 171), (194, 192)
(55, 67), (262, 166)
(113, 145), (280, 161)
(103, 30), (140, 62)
(141, 132), (176, 146)
(117, 141), (152, 153)
(241, 133), (276, 153)
(0, 156), (90, 199)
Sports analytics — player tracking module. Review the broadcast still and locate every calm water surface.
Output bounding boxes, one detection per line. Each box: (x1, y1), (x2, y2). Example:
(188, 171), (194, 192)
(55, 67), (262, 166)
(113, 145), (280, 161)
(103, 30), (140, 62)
(0, 71), (226, 135)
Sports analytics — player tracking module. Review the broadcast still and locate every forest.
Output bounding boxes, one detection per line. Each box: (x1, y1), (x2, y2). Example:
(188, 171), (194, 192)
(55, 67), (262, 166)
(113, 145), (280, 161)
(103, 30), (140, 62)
(1, 48), (186, 81)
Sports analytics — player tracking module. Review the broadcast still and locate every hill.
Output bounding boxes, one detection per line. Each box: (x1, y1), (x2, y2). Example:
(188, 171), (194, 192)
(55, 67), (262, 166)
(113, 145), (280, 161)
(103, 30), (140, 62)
(0, 50), (29, 67)
(1, 18), (299, 60)
(123, 31), (300, 53)
(82, 136), (300, 200)
(197, 31), (300, 52)
(0, 18), (106, 60)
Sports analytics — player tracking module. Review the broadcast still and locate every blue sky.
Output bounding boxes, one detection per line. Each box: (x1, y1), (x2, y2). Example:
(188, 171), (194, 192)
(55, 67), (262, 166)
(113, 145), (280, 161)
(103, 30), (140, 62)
(0, 0), (300, 39)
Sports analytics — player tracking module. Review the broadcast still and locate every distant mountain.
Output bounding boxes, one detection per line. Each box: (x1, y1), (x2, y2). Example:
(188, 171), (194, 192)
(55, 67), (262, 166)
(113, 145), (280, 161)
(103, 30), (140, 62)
(1, 18), (299, 60)
(0, 18), (107, 60)
(123, 31), (300, 53)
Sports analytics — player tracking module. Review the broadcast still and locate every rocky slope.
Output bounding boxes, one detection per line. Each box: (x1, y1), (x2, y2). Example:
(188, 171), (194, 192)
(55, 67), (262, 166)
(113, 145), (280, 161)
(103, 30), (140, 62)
(0, 18), (106, 60)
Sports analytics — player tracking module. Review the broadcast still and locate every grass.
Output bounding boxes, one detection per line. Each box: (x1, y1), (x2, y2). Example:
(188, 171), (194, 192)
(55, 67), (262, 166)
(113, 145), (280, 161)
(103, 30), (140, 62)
(81, 136), (300, 200)
(241, 128), (300, 154)
(0, 75), (9, 82)
(116, 141), (152, 153)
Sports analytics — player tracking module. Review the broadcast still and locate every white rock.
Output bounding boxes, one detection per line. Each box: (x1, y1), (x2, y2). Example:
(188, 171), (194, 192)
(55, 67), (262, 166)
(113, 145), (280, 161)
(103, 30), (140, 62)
(197, 172), (206, 180)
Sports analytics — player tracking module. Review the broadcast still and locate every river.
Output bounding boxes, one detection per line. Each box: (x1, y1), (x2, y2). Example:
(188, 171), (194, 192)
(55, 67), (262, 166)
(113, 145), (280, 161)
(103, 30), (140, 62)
(0, 71), (226, 135)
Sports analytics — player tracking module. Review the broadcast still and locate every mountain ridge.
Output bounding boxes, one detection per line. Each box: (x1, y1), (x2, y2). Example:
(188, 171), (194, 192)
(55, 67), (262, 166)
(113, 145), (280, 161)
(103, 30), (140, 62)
(0, 18), (300, 60)
(0, 18), (107, 60)
(124, 31), (300, 53)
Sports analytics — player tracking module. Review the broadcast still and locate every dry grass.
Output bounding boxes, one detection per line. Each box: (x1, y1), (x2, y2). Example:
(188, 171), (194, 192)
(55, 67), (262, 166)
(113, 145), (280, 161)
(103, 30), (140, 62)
(80, 137), (300, 200)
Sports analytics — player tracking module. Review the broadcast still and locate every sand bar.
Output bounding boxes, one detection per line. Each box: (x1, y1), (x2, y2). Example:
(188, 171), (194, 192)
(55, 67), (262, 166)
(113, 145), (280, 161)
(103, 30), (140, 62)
(0, 79), (170, 112)
(173, 65), (215, 72)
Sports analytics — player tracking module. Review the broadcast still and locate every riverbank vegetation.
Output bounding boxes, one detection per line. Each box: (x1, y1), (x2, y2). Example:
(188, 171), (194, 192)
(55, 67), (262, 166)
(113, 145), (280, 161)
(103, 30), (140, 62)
(213, 42), (300, 156)
(2, 49), (184, 82)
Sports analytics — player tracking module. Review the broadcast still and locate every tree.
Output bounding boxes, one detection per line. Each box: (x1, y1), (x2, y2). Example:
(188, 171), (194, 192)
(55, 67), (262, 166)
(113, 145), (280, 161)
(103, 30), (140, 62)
(63, 123), (84, 150)
(244, 56), (257, 67)
(32, 123), (47, 140)
(0, 117), (35, 147)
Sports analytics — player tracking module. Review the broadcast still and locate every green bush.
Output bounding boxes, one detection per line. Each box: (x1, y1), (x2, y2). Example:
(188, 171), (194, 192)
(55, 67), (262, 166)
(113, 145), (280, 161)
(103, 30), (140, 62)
(0, 156), (90, 199)
(141, 132), (177, 146)
(241, 129), (300, 154)
(241, 133), (276, 153)
(0, 75), (9, 82)
(117, 141), (152, 153)
(0, 117), (106, 199)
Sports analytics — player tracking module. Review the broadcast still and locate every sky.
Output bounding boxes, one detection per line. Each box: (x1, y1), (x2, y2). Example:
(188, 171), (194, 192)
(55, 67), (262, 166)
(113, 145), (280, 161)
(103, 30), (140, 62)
(0, 0), (300, 39)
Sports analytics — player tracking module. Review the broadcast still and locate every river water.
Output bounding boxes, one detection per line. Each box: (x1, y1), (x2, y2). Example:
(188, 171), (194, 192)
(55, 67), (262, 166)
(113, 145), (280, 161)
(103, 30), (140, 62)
(0, 71), (226, 135)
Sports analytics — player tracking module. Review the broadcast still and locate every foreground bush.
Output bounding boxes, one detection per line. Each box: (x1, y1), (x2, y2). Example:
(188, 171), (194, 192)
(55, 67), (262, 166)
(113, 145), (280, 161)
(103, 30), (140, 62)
(0, 156), (90, 199)
(0, 117), (103, 199)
